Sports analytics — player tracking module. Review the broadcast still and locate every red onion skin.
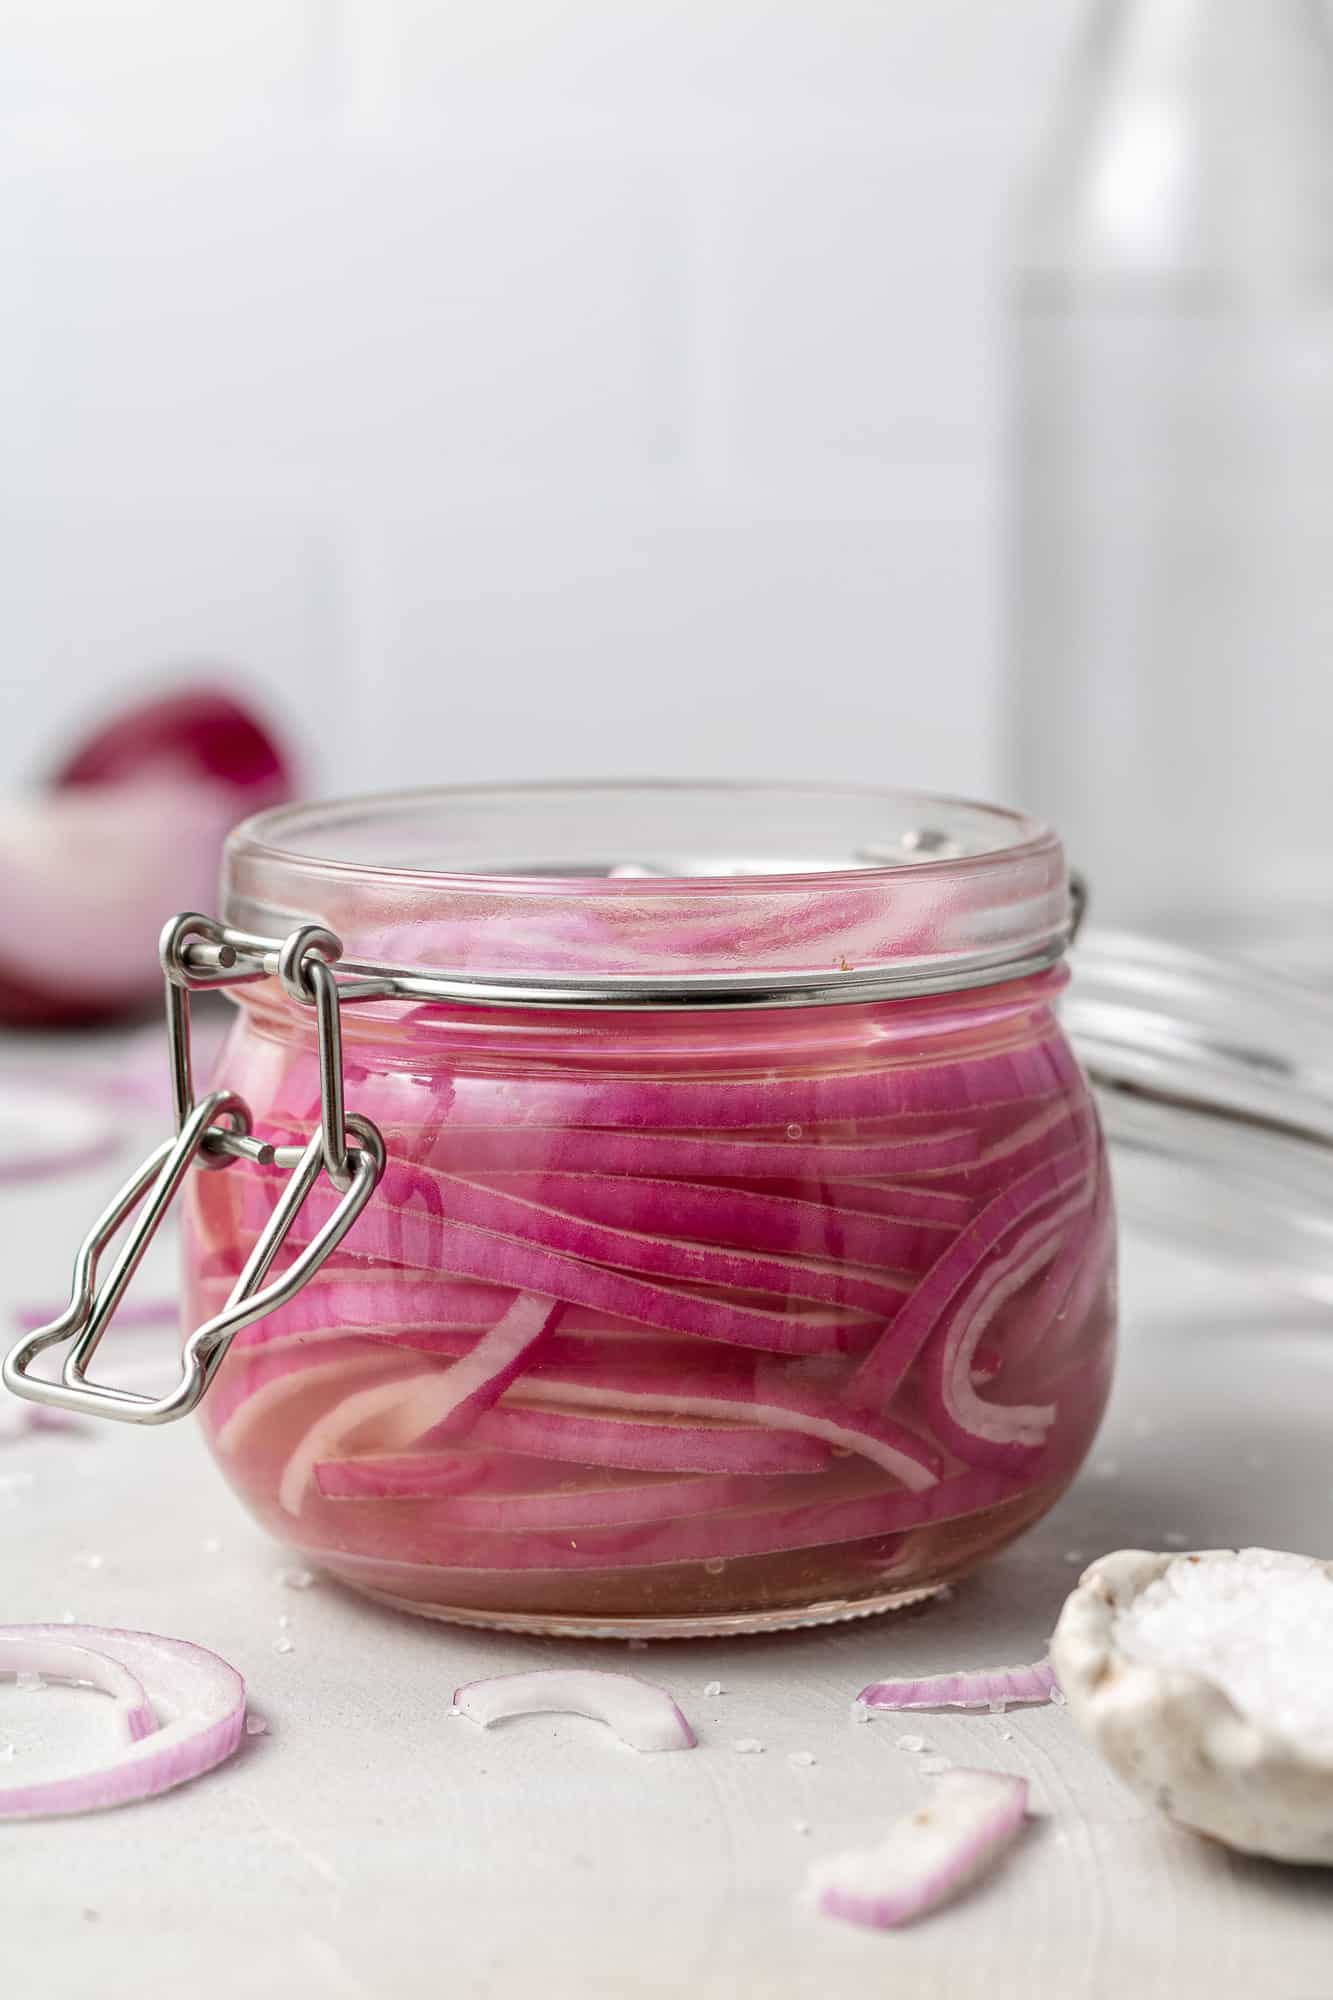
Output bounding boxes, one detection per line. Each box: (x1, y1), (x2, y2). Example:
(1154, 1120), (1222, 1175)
(188, 978), (1115, 1624)
(0, 684), (292, 1027)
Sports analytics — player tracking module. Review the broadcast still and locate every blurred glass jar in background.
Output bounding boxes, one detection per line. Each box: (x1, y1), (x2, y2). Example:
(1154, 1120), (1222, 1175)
(1009, 0), (1333, 972)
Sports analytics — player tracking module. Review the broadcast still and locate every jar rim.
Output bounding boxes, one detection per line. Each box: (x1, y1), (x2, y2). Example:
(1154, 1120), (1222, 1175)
(221, 779), (1071, 999)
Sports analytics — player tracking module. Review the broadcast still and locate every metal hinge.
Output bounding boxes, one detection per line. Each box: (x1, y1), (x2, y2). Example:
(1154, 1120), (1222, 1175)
(1, 914), (387, 1426)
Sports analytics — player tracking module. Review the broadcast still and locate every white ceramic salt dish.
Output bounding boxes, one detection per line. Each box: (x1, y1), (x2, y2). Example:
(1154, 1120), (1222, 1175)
(1051, 1547), (1333, 1865)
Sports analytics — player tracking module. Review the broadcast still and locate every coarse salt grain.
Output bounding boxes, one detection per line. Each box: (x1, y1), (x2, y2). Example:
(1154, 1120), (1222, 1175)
(201, 1537), (223, 1555)
(1113, 1550), (1333, 1744)
(793, 1819), (811, 1835)
(733, 1738), (765, 1754)
(245, 1715), (269, 1737)
(15, 1673), (44, 1692)
(920, 1756), (951, 1775)
(1063, 1550), (1085, 1566)
(788, 1751), (816, 1767)
(850, 1701), (872, 1724)
(273, 1637), (295, 1655)
(0, 1743), (13, 1760)
(1164, 1532), (1189, 1548)
(73, 1551), (104, 1571)
(704, 1680), (723, 1697)
(280, 1567), (314, 1590)
(895, 1734), (926, 1753)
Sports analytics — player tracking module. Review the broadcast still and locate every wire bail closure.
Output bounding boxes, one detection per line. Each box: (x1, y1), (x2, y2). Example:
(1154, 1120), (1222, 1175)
(1, 915), (387, 1426)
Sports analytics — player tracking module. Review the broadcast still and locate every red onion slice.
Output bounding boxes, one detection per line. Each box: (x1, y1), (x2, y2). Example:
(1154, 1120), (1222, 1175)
(845, 1147), (1094, 1405)
(857, 1660), (1057, 1711)
(0, 1633), (157, 1742)
(452, 1670), (695, 1752)
(804, 1769), (1028, 1928)
(0, 1625), (246, 1819)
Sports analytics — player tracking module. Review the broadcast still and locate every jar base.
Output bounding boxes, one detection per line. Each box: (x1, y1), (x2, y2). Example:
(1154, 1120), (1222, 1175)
(325, 1573), (948, 1639)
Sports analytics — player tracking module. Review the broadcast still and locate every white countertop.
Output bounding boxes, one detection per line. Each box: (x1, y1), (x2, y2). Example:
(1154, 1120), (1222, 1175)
(3, 1071), (1331, 2000)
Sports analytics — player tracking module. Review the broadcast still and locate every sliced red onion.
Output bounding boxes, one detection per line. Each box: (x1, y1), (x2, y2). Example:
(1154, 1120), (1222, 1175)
(0, 1632), (156, 1741)
(344, 1469), (761, 1531)
(413, 1292), (563, 1445)
(918, 1206), (1086, 1471)
(804, 1769), (1028, 1928)
(845, 1147), (1095, 1406)
(452, 1670), (695, 1752)
(241, 1176), (884, 1357)
(857, 1660), (1057, 1711)
(458, 1170), (955, 1273)
(434, 1039), (1068, 1132)
(319, 1403), (833, 1492)
(256, 1161), (912, 1320)
(0, 1625), (246, 1819)
(503, 1368), (941, 1491)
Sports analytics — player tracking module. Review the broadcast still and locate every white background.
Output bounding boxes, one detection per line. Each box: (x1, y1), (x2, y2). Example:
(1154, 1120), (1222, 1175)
(0, 1), (1083, 803)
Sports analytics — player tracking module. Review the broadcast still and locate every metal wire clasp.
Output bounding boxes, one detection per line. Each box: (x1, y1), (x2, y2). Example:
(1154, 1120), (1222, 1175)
(1, 915), (387, 1426)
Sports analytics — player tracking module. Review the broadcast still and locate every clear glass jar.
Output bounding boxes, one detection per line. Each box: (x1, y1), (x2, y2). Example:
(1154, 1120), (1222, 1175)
(178, 783), (1114, 1637)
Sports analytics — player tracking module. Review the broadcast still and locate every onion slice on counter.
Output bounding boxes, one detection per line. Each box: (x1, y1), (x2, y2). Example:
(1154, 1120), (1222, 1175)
(0, 1633), (157, 1742)
(0, 1625), (246, 1819)
(452, 1669), (696, 1753)
(858, 1660), (1057, 1712)
(804, 1769), (1028, 1928)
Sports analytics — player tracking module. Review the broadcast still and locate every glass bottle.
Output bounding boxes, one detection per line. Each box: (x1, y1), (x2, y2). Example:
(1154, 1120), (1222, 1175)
(1009, 0), (1333, 970)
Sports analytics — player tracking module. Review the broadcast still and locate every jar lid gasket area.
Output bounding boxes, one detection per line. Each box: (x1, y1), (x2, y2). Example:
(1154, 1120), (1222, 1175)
(221, 782), (1070, 996)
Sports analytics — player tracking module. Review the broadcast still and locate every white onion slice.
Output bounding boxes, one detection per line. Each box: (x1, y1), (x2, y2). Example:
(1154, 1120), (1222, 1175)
(0, 1624), (246, 1819)
(452, 1669), (696, 1753)
(858, 1660), (1056, 1712)
(804, 1769), (1028, 1928)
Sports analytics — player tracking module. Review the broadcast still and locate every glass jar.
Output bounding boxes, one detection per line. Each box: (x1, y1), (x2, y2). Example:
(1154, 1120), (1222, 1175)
(174, 782), (1113, 1637)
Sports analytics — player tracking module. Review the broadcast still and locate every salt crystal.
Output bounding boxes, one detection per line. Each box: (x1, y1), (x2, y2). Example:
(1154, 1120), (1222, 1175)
(895, 1733), (926, 1753)
(280, 1567), (314, 1590)
(788, 1751), (816, 1767)
(989, 1698), (1009, 1714)
(1114, 1549), (1333, 1743)
(704, 1680), (723, 1698)
(1000, 1730), (1015, 1742)
(59, 1611), (76, 1624)
(201, 1537), (223, 1555)
(792, 1819), (811, 1835)
(786, 1124), (803, 1140)
(1049, 1688), (1067, 1708)
(733, 1738), (765, 1754)
(1164, 1531), (1189, 1548)
(850, 1701), (872, 1724)
(1094, 1459), (1120, 1480)
(920, 1756), (951, 1775)
(277, 1613), (291, 1630)
(15, 1673), (44, 1692)
(626, 1639), (648, 1652)
(273, 1637), (294, 1655)
(0, 1743), (13, 1760)
(1063, 1549), (1086, 1566)
(245, 1715), (269, 1737)
(73, 1551), (104, 1571)
(0, 1472), (34, 1495)
(703, 1558), (726, 1576)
